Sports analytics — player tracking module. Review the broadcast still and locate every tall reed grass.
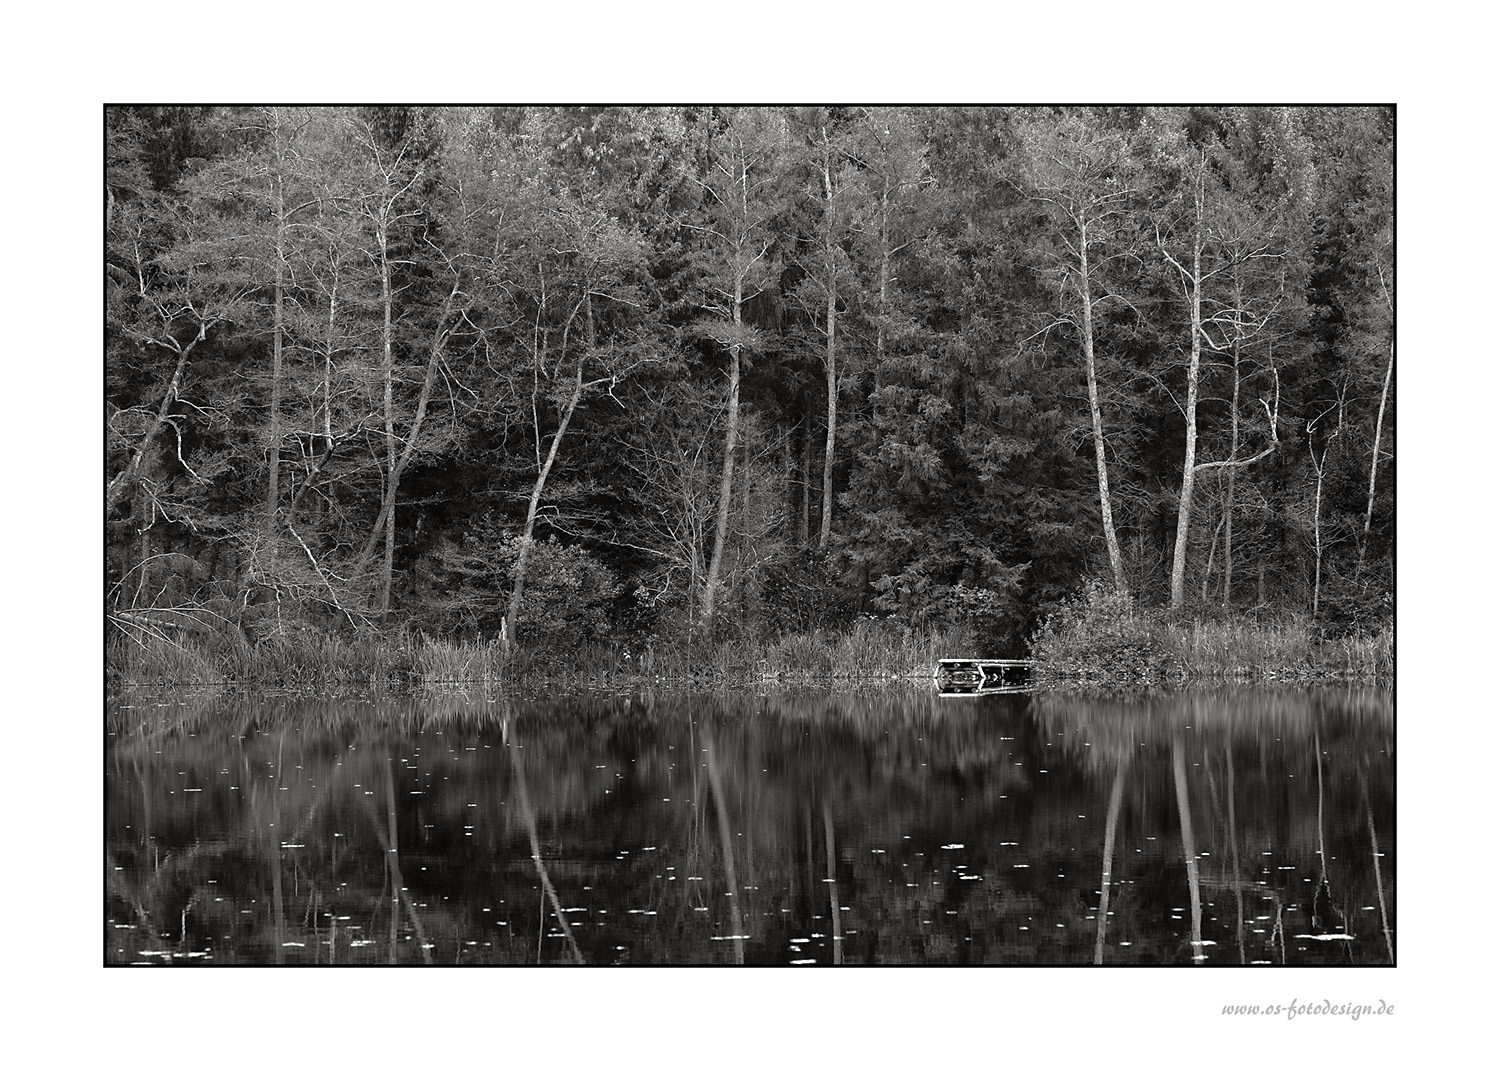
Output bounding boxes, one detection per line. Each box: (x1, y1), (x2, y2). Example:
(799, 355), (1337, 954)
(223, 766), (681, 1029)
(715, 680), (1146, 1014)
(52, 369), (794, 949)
(108, 620), (977, 688)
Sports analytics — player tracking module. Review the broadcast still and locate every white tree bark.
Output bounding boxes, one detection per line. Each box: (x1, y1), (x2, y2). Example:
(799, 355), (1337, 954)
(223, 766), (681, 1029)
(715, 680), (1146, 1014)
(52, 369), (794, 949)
(1079, 216), (1128, 595)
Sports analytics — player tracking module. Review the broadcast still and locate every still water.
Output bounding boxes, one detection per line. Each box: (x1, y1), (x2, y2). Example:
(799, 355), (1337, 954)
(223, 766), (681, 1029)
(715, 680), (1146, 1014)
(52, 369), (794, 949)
(106, 686), (1393, 966)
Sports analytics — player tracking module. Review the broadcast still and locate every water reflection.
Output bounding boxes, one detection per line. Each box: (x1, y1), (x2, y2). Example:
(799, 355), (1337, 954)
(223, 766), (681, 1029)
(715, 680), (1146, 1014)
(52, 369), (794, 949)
(105, 686), (1393, 965)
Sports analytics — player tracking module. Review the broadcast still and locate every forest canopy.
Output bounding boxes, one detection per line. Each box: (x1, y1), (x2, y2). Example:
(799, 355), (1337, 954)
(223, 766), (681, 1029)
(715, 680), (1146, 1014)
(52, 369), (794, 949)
(105, 106), (1394, 658)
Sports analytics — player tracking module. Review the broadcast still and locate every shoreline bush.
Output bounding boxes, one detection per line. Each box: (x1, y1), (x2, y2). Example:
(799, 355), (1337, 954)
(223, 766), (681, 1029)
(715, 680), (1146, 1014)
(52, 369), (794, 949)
(1030, 579), (1393, 685)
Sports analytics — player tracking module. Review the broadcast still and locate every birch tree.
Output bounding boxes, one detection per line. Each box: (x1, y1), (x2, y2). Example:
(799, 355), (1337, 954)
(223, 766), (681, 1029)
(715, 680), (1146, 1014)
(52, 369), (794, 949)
(789, 109), (862, 550)
(681, 108), (788, 626)
(1153, 127), (1285, 613)
(1014, 111), (1139, 595)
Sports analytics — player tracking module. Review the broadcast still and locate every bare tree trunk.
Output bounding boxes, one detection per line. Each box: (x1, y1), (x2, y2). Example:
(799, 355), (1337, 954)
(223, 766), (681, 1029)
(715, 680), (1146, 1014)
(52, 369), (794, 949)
(1308, 411), (1339, 622)
(819, 134), (838, 551)
(702, 258), (743, 625)
(1312, 453), (1324, 620)
(877, 190), (890, 371)
(324, 276), (335, 458)
(507, 361), (585, 650)
(798, 417), (811, 546)
(106, 329), (202, 517)
(357, 286), (457, 582)
(133, 486), (152, 609)
(1358, 340), (1393, 574)
(1079, 217), (1128, 595)
(378, 216), (395, 614)
(739, 429), (754, 617)
(267, 111), (287, 528)
(1169, 169), (1206, 614)
(1201, 503), (1224, 604)
(1222, 309), (1243, 604)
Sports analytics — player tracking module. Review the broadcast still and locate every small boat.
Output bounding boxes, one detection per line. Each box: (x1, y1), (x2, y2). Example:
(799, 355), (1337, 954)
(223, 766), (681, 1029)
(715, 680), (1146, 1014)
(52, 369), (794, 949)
(933, 658), (1031, 696)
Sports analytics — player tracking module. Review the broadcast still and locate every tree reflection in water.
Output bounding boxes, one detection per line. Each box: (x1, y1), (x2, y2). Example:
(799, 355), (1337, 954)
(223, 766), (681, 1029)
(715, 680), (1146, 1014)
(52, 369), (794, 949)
(106, 685), (1393, 965)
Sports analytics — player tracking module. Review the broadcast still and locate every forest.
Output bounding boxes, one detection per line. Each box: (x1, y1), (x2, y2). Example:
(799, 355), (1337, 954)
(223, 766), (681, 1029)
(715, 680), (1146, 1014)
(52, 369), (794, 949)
(104, 106), (1394, 680)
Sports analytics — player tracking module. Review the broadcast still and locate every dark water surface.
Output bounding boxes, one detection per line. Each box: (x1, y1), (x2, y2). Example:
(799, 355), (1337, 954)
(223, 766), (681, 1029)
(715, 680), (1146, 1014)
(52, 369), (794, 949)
(106, 686), (1393, 966)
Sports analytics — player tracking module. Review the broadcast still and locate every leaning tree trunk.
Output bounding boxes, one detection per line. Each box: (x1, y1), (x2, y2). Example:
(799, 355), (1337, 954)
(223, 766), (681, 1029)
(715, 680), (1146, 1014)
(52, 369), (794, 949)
(106, 326), (203, 518)
(1358, 339), (1394, 575)
(506, 361), (586, 651)
(1079, 217), (1128, 595)
(357, 286), (457, 591)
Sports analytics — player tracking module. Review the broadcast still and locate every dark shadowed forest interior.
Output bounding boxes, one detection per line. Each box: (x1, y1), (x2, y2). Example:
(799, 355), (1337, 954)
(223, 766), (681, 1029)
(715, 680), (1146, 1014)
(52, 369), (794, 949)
(105, 106), (1393, 681)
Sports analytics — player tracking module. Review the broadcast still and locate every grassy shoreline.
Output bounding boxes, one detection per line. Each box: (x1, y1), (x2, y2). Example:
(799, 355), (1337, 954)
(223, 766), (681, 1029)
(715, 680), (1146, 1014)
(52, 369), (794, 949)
(1028, 582), (1392, 687)
(107, 620), (975, 689)
(109, 608), (1390, 691)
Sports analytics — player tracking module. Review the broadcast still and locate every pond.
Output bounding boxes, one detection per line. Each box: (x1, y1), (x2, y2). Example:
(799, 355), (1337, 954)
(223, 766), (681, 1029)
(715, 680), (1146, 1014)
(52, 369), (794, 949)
(105, 685), (1393, 966)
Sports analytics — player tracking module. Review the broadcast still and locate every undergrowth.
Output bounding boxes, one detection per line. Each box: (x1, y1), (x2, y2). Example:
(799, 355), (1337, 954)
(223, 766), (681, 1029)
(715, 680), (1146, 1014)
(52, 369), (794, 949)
(1030, 579), (1393, 685)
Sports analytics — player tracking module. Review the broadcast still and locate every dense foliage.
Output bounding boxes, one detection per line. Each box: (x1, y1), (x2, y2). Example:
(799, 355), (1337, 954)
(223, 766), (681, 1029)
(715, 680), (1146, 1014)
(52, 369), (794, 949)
(106, 106), (1394, 665)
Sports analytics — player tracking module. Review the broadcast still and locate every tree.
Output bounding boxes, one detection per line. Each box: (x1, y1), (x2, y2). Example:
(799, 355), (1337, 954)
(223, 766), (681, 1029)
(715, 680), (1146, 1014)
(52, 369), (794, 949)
(1150, 115), (1287, 613)
(1012, 110), (1139, 595)
(788, 109), (863, 550)
(679, 108), (790, 626)
(504, 176), (655, 650)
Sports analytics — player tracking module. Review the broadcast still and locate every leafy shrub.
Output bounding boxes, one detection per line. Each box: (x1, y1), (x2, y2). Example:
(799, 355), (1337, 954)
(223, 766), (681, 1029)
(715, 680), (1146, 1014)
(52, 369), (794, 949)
(509, 537), (619, 653)
(415, 511), (617, 652)
(1030, 579), (1173, 682)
